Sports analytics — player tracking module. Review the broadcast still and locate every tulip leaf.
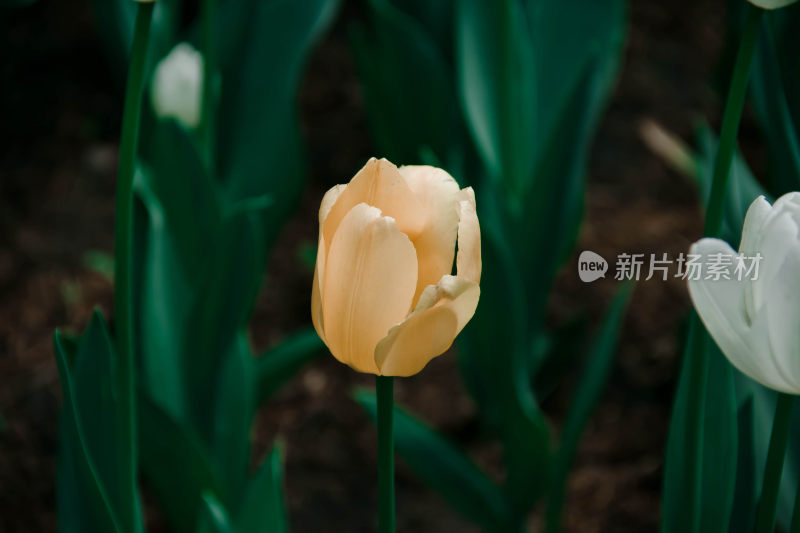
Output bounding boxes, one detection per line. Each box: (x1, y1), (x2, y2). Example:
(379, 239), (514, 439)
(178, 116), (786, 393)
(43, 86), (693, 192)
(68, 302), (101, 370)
(545, 282), (633, 532)
(234, 447), (289, 533)
(456, 0), (537, 199)
(139, 395), (225, 533)
(256, 328), (327, 405)
(351, 0), (460, 167)
(212, 332), (255, 504)
(216, 0), (340, 246)
(54, 314), (125, 533)
(730, 397), (758, 533)
(748, 7), (800, 195)
(355, 391), (512, 530)
(661, 319), (739, 533)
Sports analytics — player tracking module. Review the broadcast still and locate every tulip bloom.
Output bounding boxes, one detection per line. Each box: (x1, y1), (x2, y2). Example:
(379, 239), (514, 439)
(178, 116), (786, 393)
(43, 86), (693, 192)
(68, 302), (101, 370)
(748, 0), (798, 9)
(312, 158), (481, 376)
(151, 43), (204, 128)
(688, 193), (800, 394)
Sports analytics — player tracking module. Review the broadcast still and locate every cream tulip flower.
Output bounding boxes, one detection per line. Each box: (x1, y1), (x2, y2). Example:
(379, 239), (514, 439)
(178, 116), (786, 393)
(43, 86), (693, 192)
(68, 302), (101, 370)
(151, 43), (203, 128)
(688, 192), (800, 394)
(748, 0), (798, 9)
(311, 158), (481, 376)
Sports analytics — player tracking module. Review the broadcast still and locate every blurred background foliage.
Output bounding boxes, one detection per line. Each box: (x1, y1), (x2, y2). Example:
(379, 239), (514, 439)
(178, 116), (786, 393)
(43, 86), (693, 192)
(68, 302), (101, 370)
(4, 0), (800, 531)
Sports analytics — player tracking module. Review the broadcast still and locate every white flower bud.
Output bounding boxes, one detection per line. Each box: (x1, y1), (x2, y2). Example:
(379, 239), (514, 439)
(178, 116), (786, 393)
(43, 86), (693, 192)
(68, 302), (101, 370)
(151, 43), (203, 129)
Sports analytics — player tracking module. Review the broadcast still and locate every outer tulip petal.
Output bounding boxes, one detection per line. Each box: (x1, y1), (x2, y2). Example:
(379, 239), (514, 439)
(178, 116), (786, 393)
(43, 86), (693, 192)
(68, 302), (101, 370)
(456, 187), (481, 283)
(739, 195), (771, 256)
(750, 248), (800, 393)
(749, 212), (799, 315)
(688, 239), (760, 382)
(375, 275), (480, 376)
(312, 184), (347, 343)
(323, 203), (418, 374)
(322, 158), (425, 249)
(399, 165), (461, 303)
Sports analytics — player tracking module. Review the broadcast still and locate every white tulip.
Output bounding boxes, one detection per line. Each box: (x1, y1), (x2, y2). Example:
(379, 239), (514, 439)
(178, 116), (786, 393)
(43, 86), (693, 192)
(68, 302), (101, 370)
(688, 193), (800, 394)
(151, 43), (204, 129)
(748, 0), (798, 9)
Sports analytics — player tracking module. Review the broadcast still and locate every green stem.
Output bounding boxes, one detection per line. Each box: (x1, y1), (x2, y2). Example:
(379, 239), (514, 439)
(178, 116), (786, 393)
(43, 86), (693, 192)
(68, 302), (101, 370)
(377, 376), (395, 533)
(114, 3), (153, 533)
(704, 3), (763, 237)
(755, 393), (794, 533)
(678, 7), (763, 532)
(201, 0), (217, 171)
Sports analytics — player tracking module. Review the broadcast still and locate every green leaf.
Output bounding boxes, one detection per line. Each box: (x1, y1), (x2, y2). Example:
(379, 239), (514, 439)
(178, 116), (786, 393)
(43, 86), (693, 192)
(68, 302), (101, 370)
(234, 447), (288, 533)
(456, 0), (536, 199)
(661, 320), (739, 533)
(256, 328), (326, 404)
(212, 332), (255, 504)
(54, 317), (123, 533)
(216, 0), (340, 243)
(351, 0), (459, 166)
(546, 282), (633, 532)
(730, 397), (757, 533)
(139, 395), (224, 533)
(355, 391), (512, 530)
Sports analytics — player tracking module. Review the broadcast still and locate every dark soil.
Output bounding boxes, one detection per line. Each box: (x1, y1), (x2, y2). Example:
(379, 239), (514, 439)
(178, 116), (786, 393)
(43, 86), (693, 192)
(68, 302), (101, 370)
(0, 0), (751, 531)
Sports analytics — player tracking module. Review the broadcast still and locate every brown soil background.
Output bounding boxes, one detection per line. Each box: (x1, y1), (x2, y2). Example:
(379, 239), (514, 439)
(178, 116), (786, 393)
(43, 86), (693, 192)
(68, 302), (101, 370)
(0, 0), (760, 531)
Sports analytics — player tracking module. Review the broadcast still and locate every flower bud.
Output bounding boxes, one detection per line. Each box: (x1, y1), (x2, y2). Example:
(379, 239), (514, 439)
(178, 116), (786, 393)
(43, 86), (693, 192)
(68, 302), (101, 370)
(312, 158), (482, 376)
(151, 43), (203, 128)
(748, 0), (798, 9)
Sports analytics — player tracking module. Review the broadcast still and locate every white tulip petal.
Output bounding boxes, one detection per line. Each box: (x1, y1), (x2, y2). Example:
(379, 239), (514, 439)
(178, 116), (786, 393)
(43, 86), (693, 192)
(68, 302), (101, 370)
(739, 195), (771, 256)
(748, 0), (798, 9)
(688, 239), (757, 381)
(750, 248), (800, 393)
(749, 212), (799, 314)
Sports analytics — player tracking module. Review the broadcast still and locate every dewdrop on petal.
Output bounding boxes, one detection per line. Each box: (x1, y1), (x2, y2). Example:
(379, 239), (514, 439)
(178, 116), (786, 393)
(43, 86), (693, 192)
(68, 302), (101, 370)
(151, 43), (203, 128)
(688, 193), (800, 394)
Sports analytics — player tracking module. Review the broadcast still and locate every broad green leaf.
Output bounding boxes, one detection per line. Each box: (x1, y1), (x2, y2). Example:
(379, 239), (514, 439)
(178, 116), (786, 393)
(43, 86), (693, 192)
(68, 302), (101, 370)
(546, 282), (633, 532)
(730, 397), (757, 533)
(355, 391), (512, 530)
(139, 395), (224, 533)
(54, 321), (123, 533)
(456, 0), (536, 199)
(212, 332), (255, 504)
(750, 13), (800, 194)
(351, 0), (459, 166)
(256, 328), (326, 405)
(661, 319), (738, 533)
(235, 447), (288, 533)
(217, 0), (340, 245)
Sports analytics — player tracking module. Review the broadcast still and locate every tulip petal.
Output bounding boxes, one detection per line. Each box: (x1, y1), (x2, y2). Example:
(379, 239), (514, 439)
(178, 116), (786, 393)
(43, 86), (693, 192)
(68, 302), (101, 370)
(323, 203), (418, 374)
(398, 165), (461, 303)
(749, 212), (799, 315)
(456, 187), (481, 283)
(688, 239), (761, 383)
(749, 248), (800, 394)
(375, 275), (479, 377)
(323, 158), (425, 249)
(312, 184), (347, 343)
(739, 195), (771, 257)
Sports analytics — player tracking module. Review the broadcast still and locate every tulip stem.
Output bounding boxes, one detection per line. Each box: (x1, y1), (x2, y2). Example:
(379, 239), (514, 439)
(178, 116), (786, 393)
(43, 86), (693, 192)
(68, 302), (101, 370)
(201, 0), (217, 171)
(755, 393), (794, 533)
(704, 3), (763, 237)
(376, 375), (395, 533)
(115, 3), (153, 532)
